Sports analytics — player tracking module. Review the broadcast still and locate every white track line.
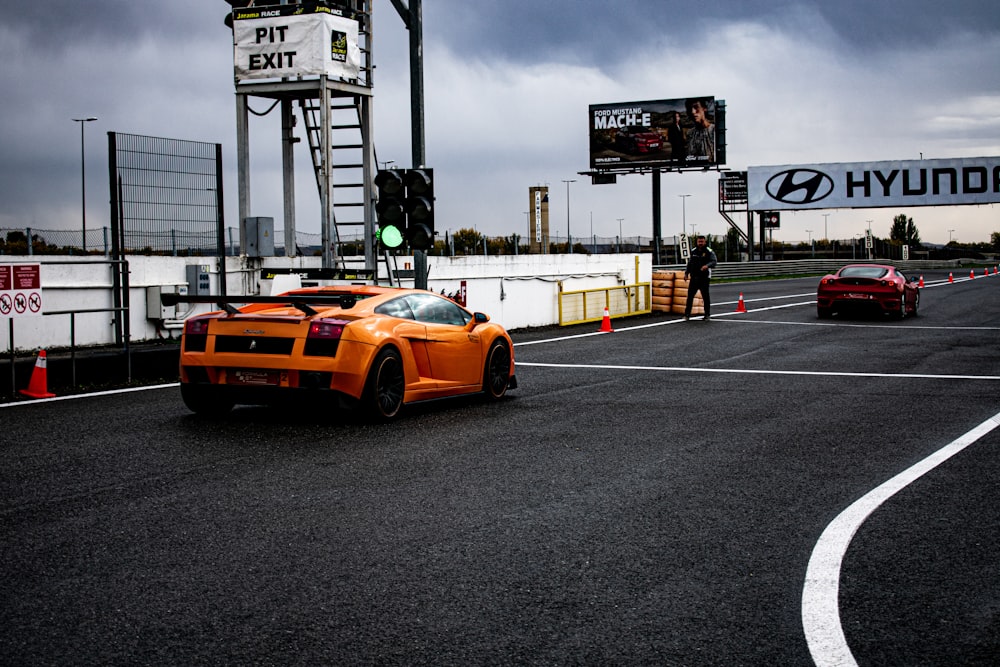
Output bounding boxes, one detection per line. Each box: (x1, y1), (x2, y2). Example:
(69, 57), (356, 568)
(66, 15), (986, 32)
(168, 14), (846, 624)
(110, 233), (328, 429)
(0, 383), (179, 408)
(802, 410), (1000, 667)
(720, 320), (1000, 332)
(516, 361), (1000, 382)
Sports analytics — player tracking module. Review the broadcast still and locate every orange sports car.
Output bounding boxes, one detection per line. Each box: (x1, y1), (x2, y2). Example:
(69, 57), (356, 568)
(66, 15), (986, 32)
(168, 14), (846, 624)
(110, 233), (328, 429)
(164, 285), (516, 420)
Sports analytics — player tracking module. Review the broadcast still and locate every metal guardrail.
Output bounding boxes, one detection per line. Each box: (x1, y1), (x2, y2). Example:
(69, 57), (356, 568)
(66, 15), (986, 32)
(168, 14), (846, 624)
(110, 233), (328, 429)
(654, 258), (975, 281)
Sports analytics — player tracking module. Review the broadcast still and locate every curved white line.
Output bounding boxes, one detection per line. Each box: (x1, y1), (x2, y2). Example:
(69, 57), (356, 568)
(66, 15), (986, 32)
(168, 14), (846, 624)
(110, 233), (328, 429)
(802, 411), (1000, 666)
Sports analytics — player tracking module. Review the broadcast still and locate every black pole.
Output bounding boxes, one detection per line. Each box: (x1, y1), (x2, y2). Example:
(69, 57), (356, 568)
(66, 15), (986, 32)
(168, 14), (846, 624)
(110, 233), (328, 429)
(215, 143), (227, 296)
(409, 0), (428, 289)
(651, 169), (662, 265)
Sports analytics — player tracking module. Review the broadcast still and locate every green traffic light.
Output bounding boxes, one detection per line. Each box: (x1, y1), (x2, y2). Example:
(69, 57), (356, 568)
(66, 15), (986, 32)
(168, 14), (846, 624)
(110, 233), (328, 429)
(378, 225), (404, 249)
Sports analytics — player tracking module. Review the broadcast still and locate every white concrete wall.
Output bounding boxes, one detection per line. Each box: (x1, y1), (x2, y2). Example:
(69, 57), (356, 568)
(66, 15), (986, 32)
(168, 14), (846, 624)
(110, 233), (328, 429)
(1, 253), (650, 351)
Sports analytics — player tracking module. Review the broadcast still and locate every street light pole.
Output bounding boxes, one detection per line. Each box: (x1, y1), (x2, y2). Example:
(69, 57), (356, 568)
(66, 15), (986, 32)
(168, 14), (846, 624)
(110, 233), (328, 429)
(822, 213), (829, 242)
(562, 179), (576, 254)
(678, 194), (691, 238)
(72, 117), (98, 251)
(805, 229), (814, 258)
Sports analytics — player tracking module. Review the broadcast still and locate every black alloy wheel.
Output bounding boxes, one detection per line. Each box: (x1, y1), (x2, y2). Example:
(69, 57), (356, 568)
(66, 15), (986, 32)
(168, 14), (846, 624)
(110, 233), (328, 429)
(483, 339), (511, 400)
(364, 348), (405, 420)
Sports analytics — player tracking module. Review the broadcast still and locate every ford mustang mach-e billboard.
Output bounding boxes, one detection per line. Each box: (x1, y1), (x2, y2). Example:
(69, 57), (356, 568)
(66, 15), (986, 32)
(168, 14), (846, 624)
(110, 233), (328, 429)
(589, 97), (723, 170)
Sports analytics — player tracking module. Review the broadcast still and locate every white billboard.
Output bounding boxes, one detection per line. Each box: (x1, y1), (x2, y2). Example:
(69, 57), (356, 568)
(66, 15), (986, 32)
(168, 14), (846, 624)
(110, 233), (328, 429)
(748, 157), (1000, 211)
(233, 5), (361, 82)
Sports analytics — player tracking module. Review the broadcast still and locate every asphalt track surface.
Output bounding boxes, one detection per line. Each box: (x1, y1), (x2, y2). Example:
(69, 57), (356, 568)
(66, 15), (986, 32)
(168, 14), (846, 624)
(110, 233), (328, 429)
(3, 270), (999, 665)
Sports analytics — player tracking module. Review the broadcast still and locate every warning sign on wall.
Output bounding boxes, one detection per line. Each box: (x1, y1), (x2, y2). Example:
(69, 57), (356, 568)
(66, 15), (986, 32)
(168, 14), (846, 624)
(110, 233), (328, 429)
(0, 264), (43, 318)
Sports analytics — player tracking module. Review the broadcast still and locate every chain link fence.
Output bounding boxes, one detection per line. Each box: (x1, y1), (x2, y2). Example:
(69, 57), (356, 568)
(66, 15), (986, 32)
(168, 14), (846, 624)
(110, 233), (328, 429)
(3, 226), (977, 262)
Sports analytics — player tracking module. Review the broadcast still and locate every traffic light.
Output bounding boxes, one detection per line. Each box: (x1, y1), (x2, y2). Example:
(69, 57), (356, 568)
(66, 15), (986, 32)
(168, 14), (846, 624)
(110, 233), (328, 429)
(374, 169), (406, 249)
(404, 168), (434, 250)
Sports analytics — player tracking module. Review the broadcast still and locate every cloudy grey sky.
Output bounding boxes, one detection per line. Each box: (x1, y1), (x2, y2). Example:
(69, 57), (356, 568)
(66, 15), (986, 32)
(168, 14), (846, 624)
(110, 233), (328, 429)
(2, 0), (998, 246)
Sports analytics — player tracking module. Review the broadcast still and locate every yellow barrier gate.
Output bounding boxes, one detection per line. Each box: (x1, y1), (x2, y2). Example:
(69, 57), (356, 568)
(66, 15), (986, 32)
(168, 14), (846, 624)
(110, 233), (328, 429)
(558, 256), (651, 326)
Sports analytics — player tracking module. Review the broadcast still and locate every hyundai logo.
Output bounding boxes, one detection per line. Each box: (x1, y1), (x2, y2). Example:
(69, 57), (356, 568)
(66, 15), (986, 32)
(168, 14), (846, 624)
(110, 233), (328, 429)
(766, 169), (835, 205)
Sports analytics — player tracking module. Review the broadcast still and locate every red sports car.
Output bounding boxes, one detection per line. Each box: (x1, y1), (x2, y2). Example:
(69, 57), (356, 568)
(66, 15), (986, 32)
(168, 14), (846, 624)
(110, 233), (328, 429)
(816, 264), (920, 319)
(614, 125), (662, 154)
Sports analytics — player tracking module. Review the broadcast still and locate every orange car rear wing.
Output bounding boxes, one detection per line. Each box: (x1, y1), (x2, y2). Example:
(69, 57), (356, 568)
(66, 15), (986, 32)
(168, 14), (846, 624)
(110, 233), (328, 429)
(160, 293), (359, 315)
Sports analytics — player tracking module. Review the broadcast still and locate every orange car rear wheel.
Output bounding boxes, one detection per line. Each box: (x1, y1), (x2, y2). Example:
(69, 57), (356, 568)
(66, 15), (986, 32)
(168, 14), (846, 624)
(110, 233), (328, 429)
(363, 348), (405, 420)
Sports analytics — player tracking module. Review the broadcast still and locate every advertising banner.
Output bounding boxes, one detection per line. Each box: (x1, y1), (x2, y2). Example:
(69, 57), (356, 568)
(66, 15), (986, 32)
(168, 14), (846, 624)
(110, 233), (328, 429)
(528, 186), (549, 253)
(748, 157), (1000, 211)
(233, 3), (360, 82)
(589, 97), (719, 170)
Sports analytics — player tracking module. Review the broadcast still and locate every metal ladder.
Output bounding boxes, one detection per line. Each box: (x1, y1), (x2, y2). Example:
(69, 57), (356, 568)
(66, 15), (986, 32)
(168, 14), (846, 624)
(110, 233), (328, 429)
(298, 0), (381, 274)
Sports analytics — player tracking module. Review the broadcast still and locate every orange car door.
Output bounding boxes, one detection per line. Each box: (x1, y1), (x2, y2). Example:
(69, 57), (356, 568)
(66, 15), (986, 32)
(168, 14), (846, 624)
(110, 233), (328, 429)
(424, 322), (482, 388)
(403, 293), (482, 388)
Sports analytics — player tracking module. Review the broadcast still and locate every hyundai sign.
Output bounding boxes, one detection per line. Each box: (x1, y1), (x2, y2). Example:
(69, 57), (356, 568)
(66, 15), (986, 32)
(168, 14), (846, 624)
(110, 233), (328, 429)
(747, 157), (1000, 211)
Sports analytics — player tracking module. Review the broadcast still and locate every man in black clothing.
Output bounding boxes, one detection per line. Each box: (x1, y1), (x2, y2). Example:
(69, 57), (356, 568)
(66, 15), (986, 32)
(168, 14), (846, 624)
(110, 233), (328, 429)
(684, 235), (718, 320)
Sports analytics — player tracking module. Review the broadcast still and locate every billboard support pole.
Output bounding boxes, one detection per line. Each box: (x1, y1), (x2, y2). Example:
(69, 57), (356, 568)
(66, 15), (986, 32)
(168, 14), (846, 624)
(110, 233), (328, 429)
(759, 213), (766, 261)
(651, 169), (662, 265)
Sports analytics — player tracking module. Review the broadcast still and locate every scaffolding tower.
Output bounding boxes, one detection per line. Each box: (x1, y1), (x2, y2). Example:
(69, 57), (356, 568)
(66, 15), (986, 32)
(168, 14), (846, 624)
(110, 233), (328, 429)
(231, 0), (377, 272)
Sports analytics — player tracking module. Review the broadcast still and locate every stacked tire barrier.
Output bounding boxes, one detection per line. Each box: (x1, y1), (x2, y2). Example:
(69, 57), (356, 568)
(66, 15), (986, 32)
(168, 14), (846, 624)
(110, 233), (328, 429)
(651, 271), (704, 316)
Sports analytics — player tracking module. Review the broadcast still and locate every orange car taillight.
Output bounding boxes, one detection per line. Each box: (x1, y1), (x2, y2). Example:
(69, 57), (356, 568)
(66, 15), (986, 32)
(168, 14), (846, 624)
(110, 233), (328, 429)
(308, 319), (345, 339)
(185, 318), (210, 335)
(183, 317), (211, 352)
(305, 318), (347, 357)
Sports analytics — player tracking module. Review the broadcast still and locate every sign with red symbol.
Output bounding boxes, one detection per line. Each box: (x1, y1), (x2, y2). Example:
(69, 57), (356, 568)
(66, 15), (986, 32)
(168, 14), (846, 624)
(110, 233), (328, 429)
(0, 264), (43, 318)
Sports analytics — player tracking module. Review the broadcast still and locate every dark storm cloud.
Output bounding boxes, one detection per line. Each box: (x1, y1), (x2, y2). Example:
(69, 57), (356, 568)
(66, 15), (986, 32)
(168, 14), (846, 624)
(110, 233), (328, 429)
(427, 0), (999, 66)
(8, 0), (223, 50)
(2, 0), (997, 241)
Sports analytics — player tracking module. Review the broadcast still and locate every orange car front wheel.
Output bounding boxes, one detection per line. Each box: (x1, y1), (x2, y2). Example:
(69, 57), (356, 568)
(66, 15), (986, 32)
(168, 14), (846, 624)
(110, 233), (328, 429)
(483, 339), (512, 400)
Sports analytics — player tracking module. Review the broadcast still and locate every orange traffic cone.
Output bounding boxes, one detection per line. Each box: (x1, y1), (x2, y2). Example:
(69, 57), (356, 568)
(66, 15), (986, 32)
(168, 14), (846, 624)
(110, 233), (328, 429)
(20, 350), (56, 399)
(970, 270), (976, 280)
(985, 268), (990, 277)
(599, 307), (614, 333)
(918, 275), (925, 288)
(948, 272), (954, 283)
(735, 293), (748, 313)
